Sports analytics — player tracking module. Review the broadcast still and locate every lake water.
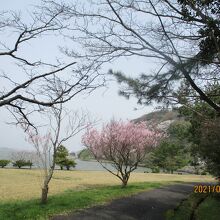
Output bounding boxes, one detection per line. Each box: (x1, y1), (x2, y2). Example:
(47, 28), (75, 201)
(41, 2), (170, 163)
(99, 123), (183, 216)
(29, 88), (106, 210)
(73, 159), (148, 173)
(4, 158), (149, 173)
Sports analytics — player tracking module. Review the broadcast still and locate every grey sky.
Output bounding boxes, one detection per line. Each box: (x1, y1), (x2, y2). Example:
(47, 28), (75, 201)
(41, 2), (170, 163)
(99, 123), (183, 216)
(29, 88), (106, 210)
(0, 0), (157, 152)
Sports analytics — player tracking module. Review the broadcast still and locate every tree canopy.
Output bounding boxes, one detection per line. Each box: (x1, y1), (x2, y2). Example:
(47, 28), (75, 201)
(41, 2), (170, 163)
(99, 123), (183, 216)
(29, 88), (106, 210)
(0, 3), (103, 129)
(43, 0), (219, 113)
(180, 84), (220, 176)
(148, 120), (191, 173)
(55, 145), (76, 170)
(82, 120), (162, 187)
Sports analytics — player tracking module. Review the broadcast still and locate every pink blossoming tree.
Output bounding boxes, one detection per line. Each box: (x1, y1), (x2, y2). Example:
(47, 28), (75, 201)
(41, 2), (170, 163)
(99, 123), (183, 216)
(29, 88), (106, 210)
(82, 120), (162, 187)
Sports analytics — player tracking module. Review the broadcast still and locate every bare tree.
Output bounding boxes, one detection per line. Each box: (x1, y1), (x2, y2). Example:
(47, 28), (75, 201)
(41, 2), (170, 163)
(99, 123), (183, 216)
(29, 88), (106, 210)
(11, 150), (37, 168)
(11, 151), (27, 162)
(44, 0), (220, 113)
(24, 102), (92, 204)
(0, 3), (103, 129)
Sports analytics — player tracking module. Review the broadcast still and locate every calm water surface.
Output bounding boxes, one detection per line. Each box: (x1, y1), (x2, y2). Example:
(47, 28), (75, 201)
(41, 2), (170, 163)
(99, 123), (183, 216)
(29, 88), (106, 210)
(74, 159), (148, 173)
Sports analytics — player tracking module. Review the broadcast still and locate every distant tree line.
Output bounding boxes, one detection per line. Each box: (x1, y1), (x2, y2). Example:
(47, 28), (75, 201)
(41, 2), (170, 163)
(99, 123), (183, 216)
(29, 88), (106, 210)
(0, 158), (33, 169)
(0, 151), (36, 169)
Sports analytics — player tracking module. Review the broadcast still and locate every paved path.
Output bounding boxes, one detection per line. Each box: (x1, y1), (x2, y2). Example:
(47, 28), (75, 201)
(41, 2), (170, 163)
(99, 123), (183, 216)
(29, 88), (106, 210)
(52, 183), (198, 220)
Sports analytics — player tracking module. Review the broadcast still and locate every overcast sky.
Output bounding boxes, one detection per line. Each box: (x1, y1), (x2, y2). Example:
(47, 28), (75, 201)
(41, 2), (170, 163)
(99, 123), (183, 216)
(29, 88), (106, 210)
(0, 0), (158, 152)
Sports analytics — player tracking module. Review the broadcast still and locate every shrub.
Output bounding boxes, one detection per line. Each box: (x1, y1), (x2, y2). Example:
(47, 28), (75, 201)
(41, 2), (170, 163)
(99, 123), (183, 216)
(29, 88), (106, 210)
(13, 160), (27, 169)
(151, 167), (160, 173)
(63, 159), (76, 170)
(200, 171), (207, 175)
(0, 160), (10, 168)
(25, 160), (33, 169)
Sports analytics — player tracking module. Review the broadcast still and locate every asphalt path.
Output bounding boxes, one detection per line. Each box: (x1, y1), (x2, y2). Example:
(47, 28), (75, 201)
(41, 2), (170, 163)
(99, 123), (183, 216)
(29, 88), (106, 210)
(52, 183), (202, 220)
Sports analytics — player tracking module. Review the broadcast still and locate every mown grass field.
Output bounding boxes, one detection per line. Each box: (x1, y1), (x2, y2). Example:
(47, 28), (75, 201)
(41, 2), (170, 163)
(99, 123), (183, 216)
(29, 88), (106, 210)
(0, 168), (214, 201)
(0, 182), (163, 220)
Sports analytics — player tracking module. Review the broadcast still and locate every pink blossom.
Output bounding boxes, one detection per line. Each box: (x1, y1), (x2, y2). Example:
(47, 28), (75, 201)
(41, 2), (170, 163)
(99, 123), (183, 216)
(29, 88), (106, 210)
(82, 120), (163, 187)
(82, 120), (162, 163)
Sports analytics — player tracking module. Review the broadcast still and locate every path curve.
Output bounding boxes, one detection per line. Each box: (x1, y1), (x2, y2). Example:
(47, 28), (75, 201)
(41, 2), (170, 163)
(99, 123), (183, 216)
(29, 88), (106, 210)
(52, 183), (202, 220)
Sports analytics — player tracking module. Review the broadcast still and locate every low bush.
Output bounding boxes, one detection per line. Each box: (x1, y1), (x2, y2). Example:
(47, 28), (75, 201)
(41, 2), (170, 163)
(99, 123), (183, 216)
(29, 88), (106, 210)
(13, 160), (29, 169)
(200, 171), (207, 175)
(151, 167), (160, 173)
(0, 160), (10, 168)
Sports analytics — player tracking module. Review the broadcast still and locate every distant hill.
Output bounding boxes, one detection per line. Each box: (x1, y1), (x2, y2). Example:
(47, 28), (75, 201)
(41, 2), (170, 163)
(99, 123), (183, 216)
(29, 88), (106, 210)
(132, 109), (184, 132)
(0, 147), (16, 160)
(132, 110), (181, 124)
(78, 148), (94, 161)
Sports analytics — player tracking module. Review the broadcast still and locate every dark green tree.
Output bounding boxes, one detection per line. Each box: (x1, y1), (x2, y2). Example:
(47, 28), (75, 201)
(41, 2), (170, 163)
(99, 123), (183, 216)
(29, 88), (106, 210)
(179, 84), (220, 176)
(25, 160), (33, 169)
(150, 140), (189, 174)
(177, 0), (220, 65)
(148, 120), (191, 173)
(199, 118), (220, 176)
(55, 145), (76, 170)
(189, 145), (204, 175)
(13, 160), (27, 169)
(168, 120), (192, 141)
(0, 160), (10, 168)
(55, 145), (69, 170)
(62, 158), (76, 170)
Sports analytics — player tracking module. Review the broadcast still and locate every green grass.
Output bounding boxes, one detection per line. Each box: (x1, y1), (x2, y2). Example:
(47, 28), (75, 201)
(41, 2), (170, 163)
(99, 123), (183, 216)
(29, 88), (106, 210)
(166, 193), (207, 220)
(1, 169), (213, 201)
(0, 182), (163, 220)
(166, 193), (220, 220)
(195, 195), (220, 220)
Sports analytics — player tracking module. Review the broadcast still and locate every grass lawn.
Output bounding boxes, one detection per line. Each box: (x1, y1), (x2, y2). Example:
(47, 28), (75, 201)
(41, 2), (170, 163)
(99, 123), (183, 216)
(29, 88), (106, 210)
(195, 195), (220, 220)
(0, 182), (163, 220)
(0, 168), (214, 201)
(166, 193), (206, 220)
(0, 168), (215, 220)
(166, 193), (220, 220)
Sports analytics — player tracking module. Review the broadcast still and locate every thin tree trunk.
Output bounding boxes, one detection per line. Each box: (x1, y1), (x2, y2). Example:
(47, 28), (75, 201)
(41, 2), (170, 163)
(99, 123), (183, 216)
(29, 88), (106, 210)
(41, 172), (52, 204)
(41, 185), (49, 204)
(41, 167), (54, 204)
